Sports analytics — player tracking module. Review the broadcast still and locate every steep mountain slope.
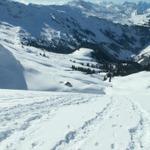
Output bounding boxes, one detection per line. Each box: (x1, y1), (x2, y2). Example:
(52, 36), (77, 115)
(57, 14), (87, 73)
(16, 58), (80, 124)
(0, 0), (150, 62)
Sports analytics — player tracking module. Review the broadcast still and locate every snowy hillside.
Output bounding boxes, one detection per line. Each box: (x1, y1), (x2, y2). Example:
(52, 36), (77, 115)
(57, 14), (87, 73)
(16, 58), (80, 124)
(135, 45), (150, 66)
(0, 21), (109, 91)
(0, 44), (27, 89)
(0, 72), (150, 150)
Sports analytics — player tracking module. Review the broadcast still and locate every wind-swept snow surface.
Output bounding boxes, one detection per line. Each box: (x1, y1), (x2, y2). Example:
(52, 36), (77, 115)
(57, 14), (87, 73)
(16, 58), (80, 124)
(0, 45), (27, 89)
(0, 72), (150, 150)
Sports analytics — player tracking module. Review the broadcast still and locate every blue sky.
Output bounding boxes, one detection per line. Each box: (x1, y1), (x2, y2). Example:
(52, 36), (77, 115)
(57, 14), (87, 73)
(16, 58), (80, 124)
(12, 0), (150, 5)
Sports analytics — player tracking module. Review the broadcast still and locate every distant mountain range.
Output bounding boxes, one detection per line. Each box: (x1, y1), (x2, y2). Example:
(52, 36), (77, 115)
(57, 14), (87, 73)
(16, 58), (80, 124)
(69, 0), (150, 26)
(0, 0), (150, 62)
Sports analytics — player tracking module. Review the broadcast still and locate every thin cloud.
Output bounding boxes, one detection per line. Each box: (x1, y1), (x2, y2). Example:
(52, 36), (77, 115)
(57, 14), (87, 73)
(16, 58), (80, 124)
(12, 0), (150, 5)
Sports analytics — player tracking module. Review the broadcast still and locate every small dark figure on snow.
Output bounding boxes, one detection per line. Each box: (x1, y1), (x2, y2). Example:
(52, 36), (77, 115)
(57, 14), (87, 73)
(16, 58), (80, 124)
(107, 71), (113, 82)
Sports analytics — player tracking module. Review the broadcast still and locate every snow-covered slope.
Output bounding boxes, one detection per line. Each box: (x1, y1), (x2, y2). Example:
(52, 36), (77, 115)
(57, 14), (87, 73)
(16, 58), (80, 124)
(135, 45), (150, 65)
(0, 21), (109, 91)
(0, 71), (150, 150)
(0, 44), (27, 89)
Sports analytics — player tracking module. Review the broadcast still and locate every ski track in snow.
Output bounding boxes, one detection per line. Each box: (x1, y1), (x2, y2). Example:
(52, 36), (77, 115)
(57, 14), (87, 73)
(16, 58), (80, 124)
(0, 91), (102, 150)
(127, 100), (150, 150)
(51, 99), (114, 150)
(0, 74), (150, 150)
(51, 97), (150, 150)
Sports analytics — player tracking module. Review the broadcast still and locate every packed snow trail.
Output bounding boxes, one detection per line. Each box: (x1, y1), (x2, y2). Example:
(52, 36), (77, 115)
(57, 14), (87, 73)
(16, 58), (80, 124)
(0, 72), (150, 150)
(0, 90), (110, 150)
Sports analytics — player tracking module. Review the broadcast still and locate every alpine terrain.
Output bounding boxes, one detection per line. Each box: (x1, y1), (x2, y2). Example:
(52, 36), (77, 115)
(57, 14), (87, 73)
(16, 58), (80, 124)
(0, 0), (150, 150)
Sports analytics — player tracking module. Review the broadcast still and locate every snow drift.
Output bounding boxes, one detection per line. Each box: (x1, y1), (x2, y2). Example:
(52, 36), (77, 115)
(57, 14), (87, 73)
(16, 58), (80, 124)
(0, 44), (27, 89)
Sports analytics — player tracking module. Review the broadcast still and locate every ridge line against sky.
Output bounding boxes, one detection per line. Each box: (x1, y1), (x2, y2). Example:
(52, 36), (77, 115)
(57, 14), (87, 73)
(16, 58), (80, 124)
(12, 0), (150, 5)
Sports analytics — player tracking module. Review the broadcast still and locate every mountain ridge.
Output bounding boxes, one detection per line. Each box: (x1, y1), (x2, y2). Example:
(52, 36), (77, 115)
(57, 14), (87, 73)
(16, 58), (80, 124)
(0, 0), (150, 62)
